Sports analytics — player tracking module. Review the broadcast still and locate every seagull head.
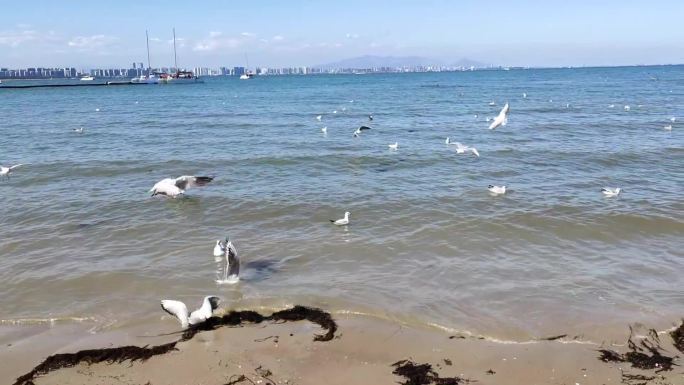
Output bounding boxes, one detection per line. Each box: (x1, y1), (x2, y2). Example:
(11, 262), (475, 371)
(344, 211), (350, 219)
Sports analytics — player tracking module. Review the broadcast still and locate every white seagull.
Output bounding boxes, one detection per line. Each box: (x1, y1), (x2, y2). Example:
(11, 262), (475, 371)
(446, 138), (479, 157)
(333, 110), (337, 114)
(353, 125), (372, 137)
(316, 115), (322, 121)
(601, 187), (621, 197)
(488, 185), (507, 195)
(664, 125), (673, 131)
(368, 114), (374, 121)
(330, 211), (350, 226)
(488, 101), (496, 106)
(73, 127), (84, 133)
(488, 103), (510, 130)
(388, 142), (398, 150)
(0, 164), (23, 180)
(160, 296), (220, 328)
(321, 126), (328, 134)
(150, 175), (214, 198)
(670, 117), (676, 123)
(213, 237), (240, 284)
(522, 92), (527, 99)
(608, 104), (615, 108)
(624, 105), (630, 111)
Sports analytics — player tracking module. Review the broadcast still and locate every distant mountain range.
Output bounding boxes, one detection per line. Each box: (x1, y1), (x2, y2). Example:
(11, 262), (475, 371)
(314, 55), (487, 69)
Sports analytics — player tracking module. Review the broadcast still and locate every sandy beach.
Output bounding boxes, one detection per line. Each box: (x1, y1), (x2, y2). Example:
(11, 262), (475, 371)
(3, 307), (682, 385)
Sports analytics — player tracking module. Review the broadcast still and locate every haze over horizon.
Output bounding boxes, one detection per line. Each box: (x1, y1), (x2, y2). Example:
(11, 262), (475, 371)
(2, 0), (683, 69)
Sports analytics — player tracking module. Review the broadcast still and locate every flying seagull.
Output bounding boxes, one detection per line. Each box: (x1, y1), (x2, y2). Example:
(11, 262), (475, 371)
(388, 142), (398, 150)
(0, 164), (23, 180)
(488, 185), (506, 195)
(353, 125), (372, 137)
(150, 176), (214, 198)
(601, 187), (621, 197)
(331, 211), (350, 226)
(489, 103), (509, 130)
(446, 138), (479, 157)
(161, 296), (220, 328)
(213, 237), (240, 284)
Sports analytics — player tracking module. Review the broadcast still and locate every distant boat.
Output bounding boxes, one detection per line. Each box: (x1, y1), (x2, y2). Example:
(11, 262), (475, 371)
(131, 30), (160, 84)
(163, 28), (202, 84)
(80, 75), (94, 81)
(239, 53), (254, 80)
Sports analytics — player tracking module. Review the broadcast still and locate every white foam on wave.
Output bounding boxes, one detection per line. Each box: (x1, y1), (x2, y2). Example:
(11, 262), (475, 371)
(0, 316), (96, 326)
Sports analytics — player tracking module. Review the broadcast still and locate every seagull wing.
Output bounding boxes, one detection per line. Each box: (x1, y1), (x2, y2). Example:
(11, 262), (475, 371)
(161, 300), (189, 328)
(175, 176), (214, 190)
(9, 164), (23, 170)
(359, 125), (372, 131)
(471, 148), (480, 157)
(226, 242), (240, 278)
(189, 296), (220, 325)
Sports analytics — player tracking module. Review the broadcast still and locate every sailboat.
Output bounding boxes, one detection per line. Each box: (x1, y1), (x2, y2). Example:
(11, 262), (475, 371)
(239, 53), (254, 79)
(165, 28), (202, 83)
(131, 30), (160, 84)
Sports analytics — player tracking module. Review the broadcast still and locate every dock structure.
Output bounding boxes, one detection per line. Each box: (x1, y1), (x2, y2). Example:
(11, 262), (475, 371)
(0, 81), (146, 89)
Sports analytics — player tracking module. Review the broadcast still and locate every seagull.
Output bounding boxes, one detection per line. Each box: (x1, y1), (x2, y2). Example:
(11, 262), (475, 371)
(446, 138), (479, 157)
(349, 100), (354, 103)
(95, 108), (100, 112)
(0, 164), (23, 180)
(488, 101), (496, 106)
(73, 127), (84, 133)
(341, 107), (347, 112)
(160, 296), (220, 328)
(333, 110), (337, 114)
(601, 187), (621, 197)
(522, 92), (527, 98)
(213, 237), (240, 284)
(488, 185), (506, 195)
(353, 125), (372, 137)
(330, 211), (350, 226)
(368, 114), (373, 121)
(474, 114), (478, 119)
(664, 125), (673, 131)
(150, 175), (214, 198)
(388, 142), (398, 150)
(608, 104), (615, 108)
(624, 105), (630, 111)
(670, 117), (676, 123)
(488, 103), (509, 130)
(321, 127), (328, 134)
(316, 115), (322, 121)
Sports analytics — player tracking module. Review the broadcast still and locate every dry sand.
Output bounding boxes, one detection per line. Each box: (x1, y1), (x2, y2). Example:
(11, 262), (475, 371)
(3, 312), (683, 385)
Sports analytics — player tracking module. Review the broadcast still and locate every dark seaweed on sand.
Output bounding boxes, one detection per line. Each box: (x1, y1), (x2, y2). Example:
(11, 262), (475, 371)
(392, 359), (465, 385)
(13, 306), (337, 385)
(670, 320), (684, 353)
(597, 327), (676, 373)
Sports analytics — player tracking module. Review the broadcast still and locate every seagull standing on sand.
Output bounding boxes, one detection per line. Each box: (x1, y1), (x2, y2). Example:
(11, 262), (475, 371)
(213, 237), (240, 284)
(388, 142), (398, 150)
(149, 175), (214, 198)
(446, 138), (479, 157)
(160, 296), (220, 328)
(488, 103), (510, 130)
(0, 164), (23, 180)
(488, 185), (506, 195)
(331, 211), (350, 226)
(601, 187), (621, 197)
(353, 125), (372, 137)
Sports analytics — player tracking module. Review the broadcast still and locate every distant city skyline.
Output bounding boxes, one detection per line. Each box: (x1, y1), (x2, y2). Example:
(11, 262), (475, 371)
(2, 0), (683, 69)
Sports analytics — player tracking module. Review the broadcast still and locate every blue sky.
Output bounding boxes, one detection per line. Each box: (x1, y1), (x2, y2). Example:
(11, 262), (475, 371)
(2, 0), (683, 68)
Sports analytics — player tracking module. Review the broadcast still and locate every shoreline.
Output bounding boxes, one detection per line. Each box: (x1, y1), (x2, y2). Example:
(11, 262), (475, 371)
(3, 307), (682, 385)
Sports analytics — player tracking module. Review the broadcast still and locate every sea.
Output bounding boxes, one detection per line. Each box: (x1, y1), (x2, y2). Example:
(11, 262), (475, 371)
(0, 66), (682, 345)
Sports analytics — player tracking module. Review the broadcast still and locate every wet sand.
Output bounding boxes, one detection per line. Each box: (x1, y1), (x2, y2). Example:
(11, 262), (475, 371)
(4, 312), (683, 385)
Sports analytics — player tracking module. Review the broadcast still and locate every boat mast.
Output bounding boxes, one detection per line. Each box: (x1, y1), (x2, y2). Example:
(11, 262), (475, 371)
(173, 28), (178, 73)
(145, 30), (151, 74)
